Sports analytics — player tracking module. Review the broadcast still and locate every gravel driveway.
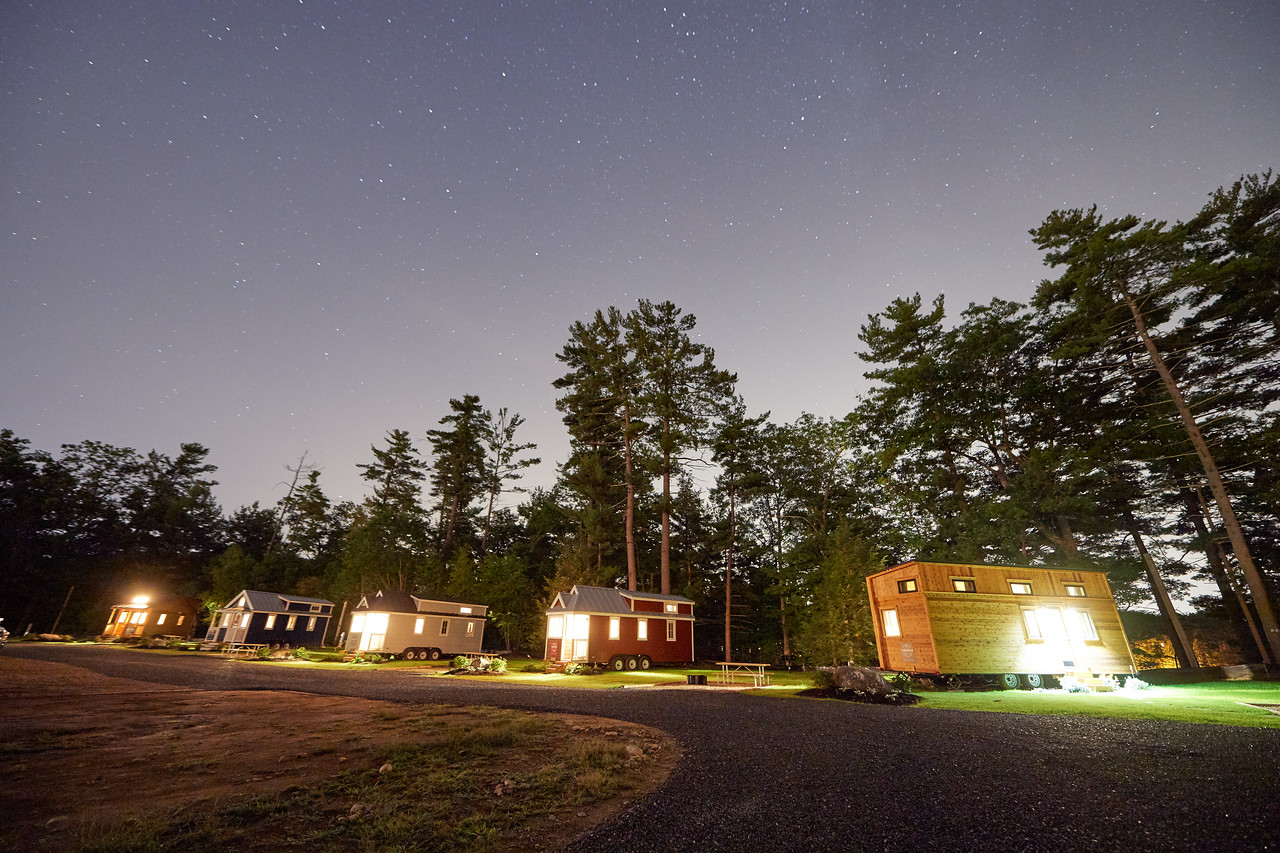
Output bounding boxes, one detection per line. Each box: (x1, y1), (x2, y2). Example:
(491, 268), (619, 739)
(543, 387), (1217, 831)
(9, 644), (1278, 852)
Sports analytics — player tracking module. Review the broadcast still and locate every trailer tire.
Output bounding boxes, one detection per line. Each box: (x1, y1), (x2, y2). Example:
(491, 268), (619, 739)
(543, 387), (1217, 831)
(999, 672), (1020, 690)
(428, 648), (442, 661)
(626, 656), (639, 671)
(1023, 673), (1043, 689)
(403, 650), (416, 660)
(610, 655), (626, 671)
(638, 655), (652, 671)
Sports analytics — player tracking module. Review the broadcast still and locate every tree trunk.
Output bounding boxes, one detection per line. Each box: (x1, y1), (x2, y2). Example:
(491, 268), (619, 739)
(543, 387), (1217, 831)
(1120, 282), (1280, 663)
(1191, 487), (1272, 665)
(621, 403), (638, 592)
(724, 477), (736, 661)
(1128, 518), (1197, 669)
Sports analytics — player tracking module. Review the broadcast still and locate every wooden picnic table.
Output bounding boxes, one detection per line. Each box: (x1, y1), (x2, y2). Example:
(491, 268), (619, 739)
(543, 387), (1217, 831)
(715, 661), (771, 687)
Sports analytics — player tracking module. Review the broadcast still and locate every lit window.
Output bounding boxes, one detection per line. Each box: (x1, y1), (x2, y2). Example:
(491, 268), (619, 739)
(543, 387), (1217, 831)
(1022, 609), (1043, 640)
(177, 615), (185, 626)
(882, 609), (900, 637)
(466, 621), (475, 637)
(414, 617), (425, 634)
(1073, 610), (1099, 640)
(637, 619), (648, 640)
(666, 619), (677, 641)
(1065, 584), (1086, 597)
(609, 617), (620, 640)
(132, 611), (146, 624)
(286, 615), (297, 631)
(351, 613), (366, 633)
(221, 612), (233, 628)
(897, 578), (918, 593)
(665, 603), (678, 613)
(240, 613), (252, 628)
(1010, 582), (1032, 595)
(547, 615), (563, 639)
(265, 613), (276, 630)
(307, 617), (317, 632)
(460, 607), (472, 614)
(157, 613), (167, 625)
(952, 578), (977, 593)
(440, 619), (449, 636)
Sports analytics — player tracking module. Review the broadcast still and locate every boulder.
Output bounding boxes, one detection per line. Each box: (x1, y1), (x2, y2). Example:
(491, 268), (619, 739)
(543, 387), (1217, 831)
(829, 666), (895, 693)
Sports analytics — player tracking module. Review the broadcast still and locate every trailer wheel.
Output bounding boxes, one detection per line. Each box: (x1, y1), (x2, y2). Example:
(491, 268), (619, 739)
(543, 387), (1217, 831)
(638, 655), (652, 671)
(626, 656), (639, 671)
(428, 648), (441, 661)
(403, 650), (416, 660)
(999, 673), (1020, 690)
(610, 655), (626, 671)
(1022, 673), (1043, 689)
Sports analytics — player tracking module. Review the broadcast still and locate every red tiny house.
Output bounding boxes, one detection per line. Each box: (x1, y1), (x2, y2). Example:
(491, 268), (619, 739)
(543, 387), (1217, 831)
(544, 585), (695, 670)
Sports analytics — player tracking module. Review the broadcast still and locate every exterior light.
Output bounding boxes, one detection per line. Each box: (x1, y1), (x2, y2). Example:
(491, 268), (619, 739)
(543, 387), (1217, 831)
(131, 596), (150, 607)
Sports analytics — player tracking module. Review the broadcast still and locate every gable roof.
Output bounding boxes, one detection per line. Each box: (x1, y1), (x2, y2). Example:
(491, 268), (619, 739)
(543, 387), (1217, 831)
(220, 590), (333, 612)
(356, 589), (419, 613)
(547, 585), (694, 615)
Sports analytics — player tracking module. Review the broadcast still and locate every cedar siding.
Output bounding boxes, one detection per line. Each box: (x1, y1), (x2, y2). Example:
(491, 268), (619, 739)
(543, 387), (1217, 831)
(868, 561), (1136, 678)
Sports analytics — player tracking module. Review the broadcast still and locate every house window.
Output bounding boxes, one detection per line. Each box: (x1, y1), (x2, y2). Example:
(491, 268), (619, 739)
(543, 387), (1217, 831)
(664, 603), (678, 613)
(466, 621), (475, 637)
(882, 609), (901, 637)
(952, 577), (977, 593)
(310, 603), (323, 613)
(440, 620), (449, 636)
(265, 613), (276, 630)
(897, 578), (918, 593)
(132, 611), (147, 624)
(460, 607), (472, 614)
(414, 617), (425, 634)
(1022, 609), (1043, 640)
(547, 615), (563, 639)
(1010, 581), (1033, 595)
(157, 613), (167, 625)
(286, 615), (297, 631)
(609, 617), (620, 640)
(177, 615), (185, 626)
(351, 613), (367, 633)
(1073, 610), (1099, 641)
(221, 612), (233, 628)
(240, 613), (252, 628)
(1065, 584), (1086, 597)
(666, 620), (676, 641)
(307, 617), (317, 632)
(637, 619), (648, 641)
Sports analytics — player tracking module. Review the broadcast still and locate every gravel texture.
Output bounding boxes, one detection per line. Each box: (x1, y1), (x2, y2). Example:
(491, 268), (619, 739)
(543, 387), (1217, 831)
(9, 643), (1279, 852)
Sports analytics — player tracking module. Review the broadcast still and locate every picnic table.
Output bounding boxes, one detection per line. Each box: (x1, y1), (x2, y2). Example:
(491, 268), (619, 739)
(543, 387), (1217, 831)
(715, 661), (771, 687)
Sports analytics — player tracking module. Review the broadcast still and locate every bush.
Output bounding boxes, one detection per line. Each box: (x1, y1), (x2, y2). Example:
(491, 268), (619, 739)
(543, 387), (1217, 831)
(292, 647), (310, 660)
(810, 669), (836, 690)
(453, 655), (471, 669)
(488, 657), (508, 674)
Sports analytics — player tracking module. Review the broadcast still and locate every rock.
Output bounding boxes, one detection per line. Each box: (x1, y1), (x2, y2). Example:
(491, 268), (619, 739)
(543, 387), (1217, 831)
(625, 744), (644, 758)
(378, 762), (393, 775)
(829, 666), (895, 693)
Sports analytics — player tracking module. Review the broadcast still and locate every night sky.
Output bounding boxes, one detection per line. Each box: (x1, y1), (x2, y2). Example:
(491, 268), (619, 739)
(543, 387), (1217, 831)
(4, 1), (1277, 513)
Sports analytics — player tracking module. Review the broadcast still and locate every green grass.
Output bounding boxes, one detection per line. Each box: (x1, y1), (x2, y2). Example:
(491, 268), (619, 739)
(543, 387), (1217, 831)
(864, 680), (1280, 729)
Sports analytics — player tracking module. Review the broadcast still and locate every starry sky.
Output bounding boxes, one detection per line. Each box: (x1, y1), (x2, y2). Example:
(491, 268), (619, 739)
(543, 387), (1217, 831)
(3, 1), (1278, 513)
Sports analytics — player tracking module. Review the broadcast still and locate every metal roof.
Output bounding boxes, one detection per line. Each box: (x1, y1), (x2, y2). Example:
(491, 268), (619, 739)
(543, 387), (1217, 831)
(547, 584), (693, 615)
(220, 590), (333, 612)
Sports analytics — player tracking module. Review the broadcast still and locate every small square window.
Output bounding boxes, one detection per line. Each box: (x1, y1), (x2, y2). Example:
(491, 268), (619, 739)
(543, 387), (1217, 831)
(1009, 581), (1032, 595)
(897, 578), (918, 593)
(882, 609), (901, 637)
(1065, 584), (1086, 597)
(664, 603), (678, 613)
(952, 577), (977, 593)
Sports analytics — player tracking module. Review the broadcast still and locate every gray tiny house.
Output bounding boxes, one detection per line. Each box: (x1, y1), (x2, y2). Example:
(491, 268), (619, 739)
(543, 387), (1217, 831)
(344, 589), (487, 660)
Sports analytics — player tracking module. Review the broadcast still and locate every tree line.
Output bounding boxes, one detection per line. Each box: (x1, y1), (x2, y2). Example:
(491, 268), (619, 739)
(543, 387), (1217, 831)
(2, 172), (1276, 666)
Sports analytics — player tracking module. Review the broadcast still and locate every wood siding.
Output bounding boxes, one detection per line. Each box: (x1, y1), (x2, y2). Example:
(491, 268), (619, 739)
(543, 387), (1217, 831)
(868, 561), (1136, 676)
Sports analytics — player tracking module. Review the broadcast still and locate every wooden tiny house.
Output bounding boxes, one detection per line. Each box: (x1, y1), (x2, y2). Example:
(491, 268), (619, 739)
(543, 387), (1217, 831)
(867, 561), (1136, 686)
(100, 596), (200, 641)
(544, 585), (695, 670)
(344, 590), (487, 660)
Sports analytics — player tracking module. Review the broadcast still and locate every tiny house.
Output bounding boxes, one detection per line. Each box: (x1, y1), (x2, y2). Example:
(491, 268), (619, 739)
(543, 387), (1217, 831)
(344, 590), (487, 660)
(207, 590), (334, 648)
(544, 585), (695, 670)
(867, 561), (1136, 687)
(101, 596), (200, 641)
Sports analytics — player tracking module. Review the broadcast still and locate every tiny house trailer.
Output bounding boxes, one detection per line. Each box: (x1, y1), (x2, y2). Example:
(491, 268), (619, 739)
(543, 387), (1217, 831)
(101, 595), (200, 641)
(867, 561), (1137, 688)
(345, 590), (487, 660)
(544, 585), (695, 670)
(207, 590), (334, 649)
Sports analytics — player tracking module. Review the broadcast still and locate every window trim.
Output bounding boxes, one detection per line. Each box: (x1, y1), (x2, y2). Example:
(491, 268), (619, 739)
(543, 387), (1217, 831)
(1064, 584), (1086, 598)
(1022, 607), (1044, 641)
(1009, 581), (1033, 595)
(666, 619), (677, 641)
(951, 577), (977, 593)
(637, 618), (648, 641)
(881, 608), (901, 638)
(897, 578), (918, 594)
(609, 617), (620, 640)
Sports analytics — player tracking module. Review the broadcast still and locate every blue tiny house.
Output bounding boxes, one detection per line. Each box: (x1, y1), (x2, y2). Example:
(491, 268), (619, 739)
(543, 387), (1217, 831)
(207, 590), (334, 648)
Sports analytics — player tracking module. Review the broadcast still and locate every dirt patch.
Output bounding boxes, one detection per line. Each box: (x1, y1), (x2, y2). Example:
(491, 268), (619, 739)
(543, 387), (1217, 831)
(0, 655), (679, 852)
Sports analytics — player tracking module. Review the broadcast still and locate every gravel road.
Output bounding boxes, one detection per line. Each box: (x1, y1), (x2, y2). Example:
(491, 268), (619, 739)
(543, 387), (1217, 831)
(8, 643), (1278, 852)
